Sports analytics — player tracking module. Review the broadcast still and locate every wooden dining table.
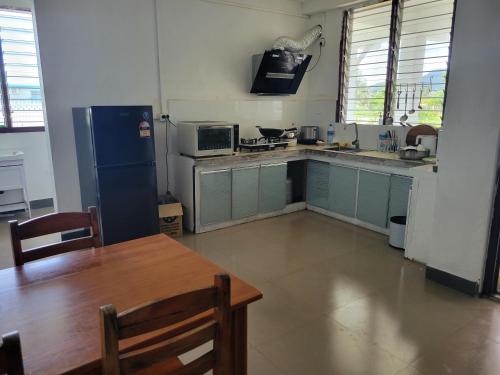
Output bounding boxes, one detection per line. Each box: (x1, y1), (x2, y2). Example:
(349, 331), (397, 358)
(0, 234), (262, 374)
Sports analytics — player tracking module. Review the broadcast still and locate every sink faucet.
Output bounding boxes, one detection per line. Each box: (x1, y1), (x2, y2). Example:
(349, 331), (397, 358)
(343, 122), (360, 150)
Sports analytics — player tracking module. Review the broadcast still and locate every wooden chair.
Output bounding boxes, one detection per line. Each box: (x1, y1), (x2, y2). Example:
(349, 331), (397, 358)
(0, 331), (25, 375)
(100, 273), (232, 375)
(9, 206), (101, 266)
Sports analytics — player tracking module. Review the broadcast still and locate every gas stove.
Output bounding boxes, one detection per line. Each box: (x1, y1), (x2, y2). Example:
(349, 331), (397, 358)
(239, 137), (291, 152)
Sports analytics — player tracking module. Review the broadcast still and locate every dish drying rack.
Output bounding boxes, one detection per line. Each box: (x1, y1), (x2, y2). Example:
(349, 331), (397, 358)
(378, 131), (399, 153)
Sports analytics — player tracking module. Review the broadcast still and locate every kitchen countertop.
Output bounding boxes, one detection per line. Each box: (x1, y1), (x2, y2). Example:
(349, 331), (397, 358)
(191, 145), (436, 169)
(411, 163), (438, 176)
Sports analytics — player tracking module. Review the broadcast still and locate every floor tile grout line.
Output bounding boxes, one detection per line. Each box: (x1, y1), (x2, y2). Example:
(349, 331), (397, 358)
(405, 309), (500, 368)
(251, 340), (293, 375)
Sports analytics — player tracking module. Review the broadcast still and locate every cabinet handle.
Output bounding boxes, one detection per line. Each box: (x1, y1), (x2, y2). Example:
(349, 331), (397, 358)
(261, 163), (287, 168)
(200, 169), (230, 175)
(330, 163), (356, 170)
(233, 166), (259, 171)
(359, 168), (390, 176)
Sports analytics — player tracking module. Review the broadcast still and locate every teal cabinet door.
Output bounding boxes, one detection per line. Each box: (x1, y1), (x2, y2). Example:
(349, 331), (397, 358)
(329, 164), (358, 217)
(259, 163), (287, 214)
(199, 169), (231, 225)
(232, 166), (259, 220)
(356, 170), (390, 228)
(388, 175), (413, 224)
(306, 161), (330, 210)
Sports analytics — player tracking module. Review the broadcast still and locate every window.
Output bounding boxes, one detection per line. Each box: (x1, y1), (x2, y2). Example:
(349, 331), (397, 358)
(337, 0), (455, 127)
(0, 7), (44, 132)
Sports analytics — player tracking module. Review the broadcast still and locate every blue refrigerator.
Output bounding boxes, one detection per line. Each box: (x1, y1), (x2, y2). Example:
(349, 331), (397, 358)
(73, 106), (159, 245)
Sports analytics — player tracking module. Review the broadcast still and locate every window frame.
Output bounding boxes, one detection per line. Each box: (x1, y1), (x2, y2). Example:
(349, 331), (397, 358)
(0, 6), (45, 134)
(336, 0), (457, 127)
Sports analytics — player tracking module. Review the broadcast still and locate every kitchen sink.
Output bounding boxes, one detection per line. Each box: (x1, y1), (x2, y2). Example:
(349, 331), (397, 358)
(323, 147), (365, 153)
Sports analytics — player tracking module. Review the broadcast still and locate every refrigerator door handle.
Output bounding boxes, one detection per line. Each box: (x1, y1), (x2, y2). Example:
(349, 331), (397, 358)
(96, 161), (156, 169)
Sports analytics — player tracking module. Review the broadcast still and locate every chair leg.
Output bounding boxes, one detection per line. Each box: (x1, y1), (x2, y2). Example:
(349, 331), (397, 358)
(231, 307), (247, 375)
(9, 220), (23, 267)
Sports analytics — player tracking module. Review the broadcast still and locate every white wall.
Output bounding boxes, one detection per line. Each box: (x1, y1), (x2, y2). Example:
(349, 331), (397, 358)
(302, 0), (368, 15)
(304, 9), (342, 138)
(0, 132), (54, 201)
(34, 0), (314, 210)
(157, 0), (313, 144)
(34, 0), (162, 211)
(427, 0), (500, 285)
(157, 0), (307, 102)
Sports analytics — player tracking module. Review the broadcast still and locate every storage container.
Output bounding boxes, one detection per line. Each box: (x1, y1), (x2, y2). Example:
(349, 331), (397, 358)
(158, 202), (183, 238)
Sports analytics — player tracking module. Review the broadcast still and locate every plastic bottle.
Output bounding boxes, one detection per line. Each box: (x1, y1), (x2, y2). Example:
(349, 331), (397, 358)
(327, 123), (335, 145)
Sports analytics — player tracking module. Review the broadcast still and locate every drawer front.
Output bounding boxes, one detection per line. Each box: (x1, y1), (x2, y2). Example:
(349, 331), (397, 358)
(199, 169), (232, 226)
(232, 166), (260, 220)
(259, 163), (287, 214)
(329, 164), (358, 218)
(356, 170), (391, 228)
(0, 189), (24, 205)
(0, 166), (24, 190)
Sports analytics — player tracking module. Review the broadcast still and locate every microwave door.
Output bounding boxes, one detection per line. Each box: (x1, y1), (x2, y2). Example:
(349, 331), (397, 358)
(197, 127), (233, 154)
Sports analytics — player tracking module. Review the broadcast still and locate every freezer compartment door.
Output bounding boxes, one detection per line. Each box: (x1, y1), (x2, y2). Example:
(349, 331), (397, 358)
(96, 163), (159, 245)
(91, 106), (156, 166)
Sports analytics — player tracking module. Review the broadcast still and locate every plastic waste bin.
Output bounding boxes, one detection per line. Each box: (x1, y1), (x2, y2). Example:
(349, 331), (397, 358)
(389, 216), (406, 249)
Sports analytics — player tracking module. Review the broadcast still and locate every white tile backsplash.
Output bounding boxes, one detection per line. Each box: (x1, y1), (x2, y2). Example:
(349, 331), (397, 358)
(166, 99), (315, 153)
(306, 101), (411, 150)
(166, 99), (410, 154)
(332, 124), (410, 150)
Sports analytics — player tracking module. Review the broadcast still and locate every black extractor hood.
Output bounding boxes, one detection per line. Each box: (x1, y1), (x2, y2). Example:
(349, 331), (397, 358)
(250, 50), (312, 95)
(250, 25), (322, 96)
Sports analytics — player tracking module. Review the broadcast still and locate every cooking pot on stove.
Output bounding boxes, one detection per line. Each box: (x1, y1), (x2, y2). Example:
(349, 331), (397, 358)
(256, 126), (297, 139)
(298, 126), (319, 145)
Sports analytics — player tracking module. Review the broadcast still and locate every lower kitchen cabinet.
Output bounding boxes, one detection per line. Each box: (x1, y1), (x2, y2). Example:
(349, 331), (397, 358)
(306, 160), (330, 210)
(199, 169), (231, 226)
(196, 158), (414, 233)
(388, 175), (413, 222)
(356, 169), (390, 228)
(259, 163), (287, 214)
(329, 164), (358, 217)
(232, 166), (259, 220)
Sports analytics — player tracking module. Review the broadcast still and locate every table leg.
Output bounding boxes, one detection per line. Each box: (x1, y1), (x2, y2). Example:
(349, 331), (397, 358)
(231, 306), (248, 375)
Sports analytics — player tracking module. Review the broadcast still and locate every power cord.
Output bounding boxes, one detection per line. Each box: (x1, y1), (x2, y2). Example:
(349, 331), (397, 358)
(306, 37), (325, 73)
(163, 114), (176, 194)
(164, 114), (176, 127)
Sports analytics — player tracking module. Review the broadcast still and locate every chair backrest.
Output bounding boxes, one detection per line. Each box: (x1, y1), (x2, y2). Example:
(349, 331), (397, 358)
(0, 331), (25, 375)
(100, 273), (231, 375)
(9, 206), (101, 266)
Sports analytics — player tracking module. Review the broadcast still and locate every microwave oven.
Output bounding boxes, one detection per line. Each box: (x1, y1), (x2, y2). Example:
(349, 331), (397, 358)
(177, 121), (238, 157)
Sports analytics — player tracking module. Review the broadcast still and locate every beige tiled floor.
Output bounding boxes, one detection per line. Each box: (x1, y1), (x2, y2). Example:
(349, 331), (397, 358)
(178, 211), (500, 375)
(1, 209), (500, 374)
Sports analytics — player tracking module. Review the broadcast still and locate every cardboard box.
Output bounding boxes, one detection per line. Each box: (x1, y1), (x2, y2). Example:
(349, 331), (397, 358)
(158, 202), (183, 238)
